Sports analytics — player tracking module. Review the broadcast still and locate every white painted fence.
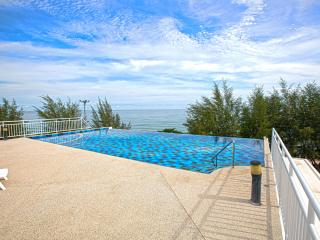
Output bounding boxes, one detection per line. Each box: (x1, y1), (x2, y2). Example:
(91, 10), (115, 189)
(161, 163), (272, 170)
(0, 117), (89, 139)
(271, 128), (320, 240)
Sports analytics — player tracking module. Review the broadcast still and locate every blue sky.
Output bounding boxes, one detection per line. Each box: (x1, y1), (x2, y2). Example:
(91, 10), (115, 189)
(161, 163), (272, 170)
(0, 0), (320, 110)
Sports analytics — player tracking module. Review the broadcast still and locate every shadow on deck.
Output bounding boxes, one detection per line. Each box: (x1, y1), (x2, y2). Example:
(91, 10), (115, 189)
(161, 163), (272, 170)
(169, 152), (282, 240)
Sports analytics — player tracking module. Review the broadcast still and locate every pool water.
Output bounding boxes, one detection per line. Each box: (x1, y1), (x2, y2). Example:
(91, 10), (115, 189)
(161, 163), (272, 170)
(32, 129), (264, 174)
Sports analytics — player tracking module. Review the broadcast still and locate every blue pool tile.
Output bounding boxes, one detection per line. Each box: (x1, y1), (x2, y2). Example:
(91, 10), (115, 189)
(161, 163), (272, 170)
(32, 129), (264, 174)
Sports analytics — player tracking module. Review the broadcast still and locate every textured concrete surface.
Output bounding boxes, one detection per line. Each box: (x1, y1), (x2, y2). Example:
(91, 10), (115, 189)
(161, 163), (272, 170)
(0, 138), (282, 239)
(294, 158), (320, 203)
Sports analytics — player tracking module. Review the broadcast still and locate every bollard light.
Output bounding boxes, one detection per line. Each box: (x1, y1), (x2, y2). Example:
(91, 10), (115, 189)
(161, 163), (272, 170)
(250, 160), (262, 205)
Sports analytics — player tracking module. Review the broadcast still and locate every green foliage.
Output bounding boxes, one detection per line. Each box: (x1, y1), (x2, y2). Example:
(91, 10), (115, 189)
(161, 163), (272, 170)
(240, 87), (269, 139)
(262, 80), (319, 158)
(274, 80), (301, 151)
(186, 80), (320, 161)
(158, 128), (183, 134)
(297, 83), (320, 159)
(184, 81), (242, 136)
(91, 98), (131, 129)
(0, 98), (23, 121)
(266, 88), (282, 135)
(35, 95), (81, 119)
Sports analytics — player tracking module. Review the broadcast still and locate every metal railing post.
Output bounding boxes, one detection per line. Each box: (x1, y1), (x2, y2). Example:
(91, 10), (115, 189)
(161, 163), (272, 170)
(232, 141), (235, 168)
(23, 120), (26, 137)
(1, 122), (3, 139)
(307, 201), (315, 226)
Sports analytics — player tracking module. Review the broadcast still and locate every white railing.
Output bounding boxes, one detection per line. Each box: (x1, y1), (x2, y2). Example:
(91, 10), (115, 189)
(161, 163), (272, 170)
(0, 117), (89, 139)
(271, 128), (320, 240)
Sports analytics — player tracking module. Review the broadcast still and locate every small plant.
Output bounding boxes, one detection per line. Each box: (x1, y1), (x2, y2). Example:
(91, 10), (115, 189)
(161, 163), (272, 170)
(35, 95), (81, 119)
(91, 98), (131, 129)
(0, 98), (23, 121)
(185, 81), (242, 136)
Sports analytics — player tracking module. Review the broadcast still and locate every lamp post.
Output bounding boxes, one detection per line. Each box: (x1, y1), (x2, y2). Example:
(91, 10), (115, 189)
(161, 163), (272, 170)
(80, 99), (90, 121)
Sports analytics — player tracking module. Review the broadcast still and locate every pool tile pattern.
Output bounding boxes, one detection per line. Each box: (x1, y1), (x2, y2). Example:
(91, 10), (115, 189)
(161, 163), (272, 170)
(33, 129), (264, 174)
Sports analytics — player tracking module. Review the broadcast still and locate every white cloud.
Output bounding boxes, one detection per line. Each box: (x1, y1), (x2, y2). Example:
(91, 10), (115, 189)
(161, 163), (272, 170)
(0, 0), (319, 109)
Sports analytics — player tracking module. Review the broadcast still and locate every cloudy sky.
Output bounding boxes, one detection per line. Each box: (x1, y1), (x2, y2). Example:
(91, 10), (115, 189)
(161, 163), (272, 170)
(0, 0), (319, 109)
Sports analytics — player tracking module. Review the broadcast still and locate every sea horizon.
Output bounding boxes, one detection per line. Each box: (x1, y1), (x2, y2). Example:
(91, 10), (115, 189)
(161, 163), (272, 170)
(23, 109), (188, 132)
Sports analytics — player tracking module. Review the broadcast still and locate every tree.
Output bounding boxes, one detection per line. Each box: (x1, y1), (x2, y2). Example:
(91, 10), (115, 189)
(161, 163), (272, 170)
(91, 98), (131, 129)
(268, 80), (320, 163)
(35, 95), (81, 119)
(297, 82), (320, 160)
(240, 105), (252, 138)
(240, 87), (269, 139)
(185, 81), (242, 136)
(273, 80), (301, 154)
(266, 88), (282, 137)
(0, 98), (23, 121)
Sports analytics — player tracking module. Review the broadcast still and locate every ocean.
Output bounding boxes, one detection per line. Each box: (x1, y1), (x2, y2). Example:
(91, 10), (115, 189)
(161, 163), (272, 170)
(23, 109), (187, 132)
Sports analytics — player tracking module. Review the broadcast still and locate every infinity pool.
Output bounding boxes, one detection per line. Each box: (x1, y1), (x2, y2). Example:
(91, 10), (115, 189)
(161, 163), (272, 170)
(32, 129), (264, 174)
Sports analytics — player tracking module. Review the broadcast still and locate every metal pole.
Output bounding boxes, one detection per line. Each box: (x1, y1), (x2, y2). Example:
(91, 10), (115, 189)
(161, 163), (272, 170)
(80, 99), (89, 121)
(23, 120), (26, 137)
(1, 122), (3, 139)
(232, 141), (235, 168)
(250, 160), (262, 205)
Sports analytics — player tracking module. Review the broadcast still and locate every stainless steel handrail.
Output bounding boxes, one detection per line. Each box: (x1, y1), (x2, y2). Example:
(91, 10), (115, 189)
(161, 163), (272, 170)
(212, 140), (235, 168)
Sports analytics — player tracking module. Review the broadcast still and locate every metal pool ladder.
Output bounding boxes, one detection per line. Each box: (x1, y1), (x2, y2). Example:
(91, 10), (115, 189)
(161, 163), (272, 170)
(212, 140), (235, 168)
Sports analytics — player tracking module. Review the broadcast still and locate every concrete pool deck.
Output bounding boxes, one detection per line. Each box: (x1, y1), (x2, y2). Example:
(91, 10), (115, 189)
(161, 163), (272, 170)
(0, 138), (282, 239)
